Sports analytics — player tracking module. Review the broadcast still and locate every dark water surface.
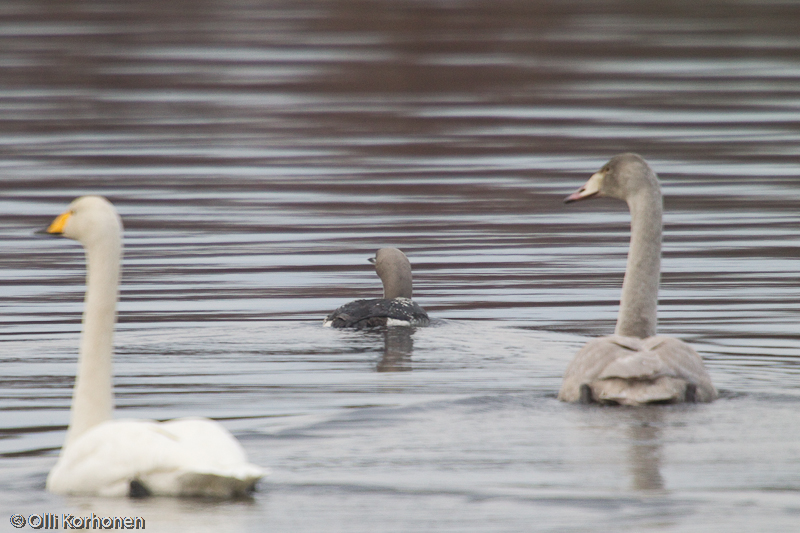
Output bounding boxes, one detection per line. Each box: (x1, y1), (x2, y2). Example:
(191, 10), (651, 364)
(2, 1), (800, 531)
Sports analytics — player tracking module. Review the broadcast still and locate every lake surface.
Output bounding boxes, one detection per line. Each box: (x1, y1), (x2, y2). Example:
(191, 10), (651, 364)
(2, 0), (800, 531)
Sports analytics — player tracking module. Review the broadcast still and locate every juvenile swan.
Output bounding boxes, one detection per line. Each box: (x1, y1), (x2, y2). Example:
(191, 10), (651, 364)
(558, 154), (717, 405)
(324, 247), (429, 329)
(44, 196), (264, 497)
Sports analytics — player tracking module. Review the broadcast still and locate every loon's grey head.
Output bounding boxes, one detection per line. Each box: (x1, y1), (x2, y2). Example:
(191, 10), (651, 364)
(369, 247), (413, 299)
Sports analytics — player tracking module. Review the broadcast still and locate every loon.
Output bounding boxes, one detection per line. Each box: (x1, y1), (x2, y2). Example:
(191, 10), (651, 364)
(324, 248), (429, 329)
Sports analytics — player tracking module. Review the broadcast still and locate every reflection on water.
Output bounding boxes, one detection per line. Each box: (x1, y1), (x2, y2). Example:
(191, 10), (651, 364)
(626, 410), (665, 493)
(378, 328), (415, 373)
(2, 0), (800, 531)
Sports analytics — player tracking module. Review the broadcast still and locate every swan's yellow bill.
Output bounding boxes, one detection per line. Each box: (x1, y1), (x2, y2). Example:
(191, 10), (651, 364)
(47, 211), (72, 234)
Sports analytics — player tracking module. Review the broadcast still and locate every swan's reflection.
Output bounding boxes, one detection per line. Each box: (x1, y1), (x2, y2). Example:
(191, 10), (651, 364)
(626, 408), (665, 492)
(377, 327), (415, 372)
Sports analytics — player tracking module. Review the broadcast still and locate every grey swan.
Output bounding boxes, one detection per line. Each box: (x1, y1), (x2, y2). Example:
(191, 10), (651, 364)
(324, 247), (429, 329)
(44, 196), (265, 497)
(558, 154), (717, 405)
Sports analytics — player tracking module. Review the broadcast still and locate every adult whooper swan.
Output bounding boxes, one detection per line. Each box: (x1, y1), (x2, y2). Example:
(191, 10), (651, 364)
(324, 247), (429, 329)
(44, 196), (264, 498)
(558, 154), (717, 406)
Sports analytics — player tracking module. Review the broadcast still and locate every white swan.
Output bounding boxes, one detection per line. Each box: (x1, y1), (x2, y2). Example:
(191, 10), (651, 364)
(44, 196), (265, 497)
(558, 154), (717, 405)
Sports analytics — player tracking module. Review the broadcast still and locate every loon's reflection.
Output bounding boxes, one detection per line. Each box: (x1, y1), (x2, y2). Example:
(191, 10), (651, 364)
(377, 327), (415, 372)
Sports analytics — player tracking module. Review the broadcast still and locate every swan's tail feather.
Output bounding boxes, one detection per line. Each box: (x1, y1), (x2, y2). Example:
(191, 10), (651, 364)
(138, 466), (265, 498)
(136, 461), (266, 498)
(588, 376), (690, 406)
(175, 471), (262, 498)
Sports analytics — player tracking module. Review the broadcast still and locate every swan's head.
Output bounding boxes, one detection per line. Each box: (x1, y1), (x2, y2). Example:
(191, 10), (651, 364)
(46, 196), (123, 248)
(368, 247), (413, 299)
(565, 153), (658, 204)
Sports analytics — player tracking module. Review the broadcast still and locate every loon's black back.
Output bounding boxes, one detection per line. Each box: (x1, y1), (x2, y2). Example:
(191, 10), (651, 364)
(324, 298), (429, 329)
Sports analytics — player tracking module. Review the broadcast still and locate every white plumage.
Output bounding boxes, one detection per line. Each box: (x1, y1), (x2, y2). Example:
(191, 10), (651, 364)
(44, 196), (264, 497)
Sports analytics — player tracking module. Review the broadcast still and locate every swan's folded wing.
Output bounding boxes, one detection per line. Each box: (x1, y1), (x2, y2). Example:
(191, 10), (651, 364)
(152, 417), (265, 496)
(607, 335), (645, 352)
(647, 336), (718, 402)
(559, 335), (717, 404)
(47, 418), (265, 497)
(558, 336), (634, 402)
(597, 351), (670, 380)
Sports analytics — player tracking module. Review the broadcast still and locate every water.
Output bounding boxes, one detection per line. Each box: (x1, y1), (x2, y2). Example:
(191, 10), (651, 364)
(2, 0), (800, 531)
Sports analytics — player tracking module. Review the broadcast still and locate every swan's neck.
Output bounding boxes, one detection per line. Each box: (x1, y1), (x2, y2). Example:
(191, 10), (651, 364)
(65, 236), (121, 447)
(615, 186), (662, 338)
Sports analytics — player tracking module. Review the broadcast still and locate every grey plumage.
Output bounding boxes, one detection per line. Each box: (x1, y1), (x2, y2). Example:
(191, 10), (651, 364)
(559, 153), (717, 405)
(370, 247), (414, 299)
